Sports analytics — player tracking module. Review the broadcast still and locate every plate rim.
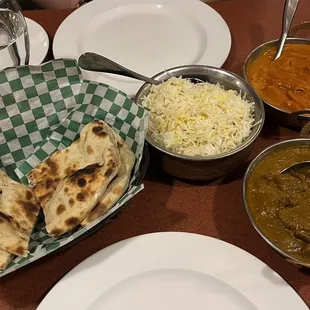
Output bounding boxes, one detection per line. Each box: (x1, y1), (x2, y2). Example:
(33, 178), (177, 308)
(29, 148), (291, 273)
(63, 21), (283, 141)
(37, 232), (308, 310)
(25, 17), (49, 65)
(52, 0), (231, 97)
(0, 17), (49, 68)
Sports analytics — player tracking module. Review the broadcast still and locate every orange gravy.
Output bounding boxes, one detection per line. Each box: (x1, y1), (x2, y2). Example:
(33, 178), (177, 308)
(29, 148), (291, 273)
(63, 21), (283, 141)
(247, 44), (310, 112)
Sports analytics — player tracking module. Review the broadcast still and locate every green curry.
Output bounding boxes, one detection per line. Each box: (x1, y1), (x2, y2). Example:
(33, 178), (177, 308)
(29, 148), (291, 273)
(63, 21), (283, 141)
(246, 144), (310, 263)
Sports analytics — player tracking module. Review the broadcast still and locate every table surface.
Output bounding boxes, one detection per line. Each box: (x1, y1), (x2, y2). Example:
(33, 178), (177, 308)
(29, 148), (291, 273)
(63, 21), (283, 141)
(1, 0), (310, 309)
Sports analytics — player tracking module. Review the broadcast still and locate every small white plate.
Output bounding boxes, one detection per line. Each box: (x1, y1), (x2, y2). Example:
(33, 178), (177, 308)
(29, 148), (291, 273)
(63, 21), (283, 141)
(37, 232), (308, 310)
(53, 0), (231, 97)
(26, 17), (49, 65)
(0, 17), (49, 70)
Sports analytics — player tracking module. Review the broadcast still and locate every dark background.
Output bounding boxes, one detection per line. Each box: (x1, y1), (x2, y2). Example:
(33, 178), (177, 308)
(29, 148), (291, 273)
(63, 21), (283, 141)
(18, 0), (93, 10)
(18, 0), (40, 10)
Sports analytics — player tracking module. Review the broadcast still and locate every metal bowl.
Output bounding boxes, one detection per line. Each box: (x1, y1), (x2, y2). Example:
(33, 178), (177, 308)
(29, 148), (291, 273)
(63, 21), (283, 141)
(243, 123), (310, 268)
(135, 65), (265, 181)
(243, 35), (310, 129)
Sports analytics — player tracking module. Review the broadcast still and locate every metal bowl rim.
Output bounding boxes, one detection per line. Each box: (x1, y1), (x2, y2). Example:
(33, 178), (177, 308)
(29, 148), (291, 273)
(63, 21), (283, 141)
(242, 137), (310, 265)
(136, 64), (265, 162)
(243, 38), (310, 119)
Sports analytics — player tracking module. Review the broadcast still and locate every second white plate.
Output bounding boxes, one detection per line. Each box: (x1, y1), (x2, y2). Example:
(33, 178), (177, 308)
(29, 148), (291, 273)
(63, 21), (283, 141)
(37, 232), (308, 310)
(53, 0), (231, 97)
(0, 17), (49, 70)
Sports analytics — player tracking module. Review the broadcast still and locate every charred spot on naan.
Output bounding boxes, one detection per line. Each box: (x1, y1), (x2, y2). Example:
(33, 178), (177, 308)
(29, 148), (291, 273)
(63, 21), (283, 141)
(69, 198), (75, 206)
(67, 164), (101, 190)
(49, 228), (64, 236)
(33, 179), (59, 205)
(69, 164), (101, 179)
(64, 187), (69, 193)
(87, 145), (94, 155)
(92, 125), (108, 138)
(34, 177), (60, 194)
(104, 168), (114, 178)
(65, 217), (80, 227)
(56, 204), (66, 215)
(77, 178), (87, 187)
(104, 160), (118, 178)
(45, 178), (54, 189)
(15, 246), (27, 257)
(0, 212), (13, 223)
(76, 192), (87, 202)
(26, 191), (33, 201)
(18, 200), (41, 222)
(46, 158), (58, 175)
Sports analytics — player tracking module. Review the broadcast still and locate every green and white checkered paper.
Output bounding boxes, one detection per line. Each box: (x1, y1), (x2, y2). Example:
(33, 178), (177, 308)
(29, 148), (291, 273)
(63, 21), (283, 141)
(0, 59), (149, 277)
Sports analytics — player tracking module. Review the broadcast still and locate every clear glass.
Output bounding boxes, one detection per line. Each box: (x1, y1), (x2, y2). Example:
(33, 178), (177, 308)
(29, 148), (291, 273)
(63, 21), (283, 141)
(0, 0), (30, 69)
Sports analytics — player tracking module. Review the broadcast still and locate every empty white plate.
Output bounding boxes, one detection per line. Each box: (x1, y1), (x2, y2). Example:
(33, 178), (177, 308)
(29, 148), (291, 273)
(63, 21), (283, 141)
(37, 232), (308, 310)
(53, 0), (231, 97)
(0, 17), (49, 70)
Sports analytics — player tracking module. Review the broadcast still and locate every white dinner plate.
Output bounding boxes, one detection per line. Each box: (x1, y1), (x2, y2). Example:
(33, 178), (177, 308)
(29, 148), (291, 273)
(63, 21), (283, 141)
(37, 232), (308, 310)
(53, 0), (231, 97)
(0, 17), (49, 70)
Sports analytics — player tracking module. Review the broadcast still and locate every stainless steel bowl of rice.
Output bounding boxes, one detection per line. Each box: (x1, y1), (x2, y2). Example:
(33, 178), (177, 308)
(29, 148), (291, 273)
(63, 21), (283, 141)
(135, 65), (265, 181)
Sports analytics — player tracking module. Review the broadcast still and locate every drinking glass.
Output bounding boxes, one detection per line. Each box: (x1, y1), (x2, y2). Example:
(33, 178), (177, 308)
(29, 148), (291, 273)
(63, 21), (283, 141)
(0, 0), (30, 70)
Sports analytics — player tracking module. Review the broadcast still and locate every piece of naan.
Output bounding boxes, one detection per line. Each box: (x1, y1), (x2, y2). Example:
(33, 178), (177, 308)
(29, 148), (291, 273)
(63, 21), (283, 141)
(0, 213), (29, 257)
(29, 120), (122, 236)
(0, 170), (40, 234)
(0, 249), (12, 270)
(0, 170), (40, 257)
(28, 120), (119, 206)
(82, 141), (135, 226)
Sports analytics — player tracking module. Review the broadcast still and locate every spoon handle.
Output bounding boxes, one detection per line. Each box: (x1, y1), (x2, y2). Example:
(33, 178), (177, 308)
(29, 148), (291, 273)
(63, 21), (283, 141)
(78, 52), (160, 85)
(274, 0), (299, 60)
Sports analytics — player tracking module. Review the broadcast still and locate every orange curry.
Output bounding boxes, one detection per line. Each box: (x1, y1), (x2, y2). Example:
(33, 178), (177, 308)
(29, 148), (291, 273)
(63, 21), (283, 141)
(247, 44), (310, 112)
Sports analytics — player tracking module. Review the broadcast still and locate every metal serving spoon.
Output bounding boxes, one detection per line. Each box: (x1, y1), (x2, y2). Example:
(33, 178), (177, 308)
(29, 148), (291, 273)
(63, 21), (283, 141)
(79, 52), (160, 85)
(274, 0), (299, 60)
(280, 119), (310, 175)
(281, 161), (310, 174)
(78, 52), (204, 85)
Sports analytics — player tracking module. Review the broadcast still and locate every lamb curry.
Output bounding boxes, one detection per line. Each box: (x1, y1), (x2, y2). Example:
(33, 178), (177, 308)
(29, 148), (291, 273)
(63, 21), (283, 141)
(247, 43), (310, 112)
(246, 144), (310, 263)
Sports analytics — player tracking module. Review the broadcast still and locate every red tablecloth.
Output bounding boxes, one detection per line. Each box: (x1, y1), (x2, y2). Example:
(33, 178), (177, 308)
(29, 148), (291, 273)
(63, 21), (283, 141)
(1, 0), (310, 309)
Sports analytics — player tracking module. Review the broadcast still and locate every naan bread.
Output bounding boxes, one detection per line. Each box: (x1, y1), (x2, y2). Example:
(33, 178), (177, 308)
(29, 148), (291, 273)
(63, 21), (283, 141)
(0, 171), (40, 257)
(0, 213), (29, 257)
(0, 249), (12, 270)
(82, 141), (135, 226)
(0, 170), (40, 234)
(35, 121), (122, 236)
(28, 120), (119, 206)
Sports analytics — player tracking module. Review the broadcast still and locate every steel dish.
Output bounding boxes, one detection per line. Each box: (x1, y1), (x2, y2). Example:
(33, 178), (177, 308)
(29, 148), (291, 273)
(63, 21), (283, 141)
(135, 65), (265, 180)
(243, 22), (310, 129)
(243, 121), (310, 268)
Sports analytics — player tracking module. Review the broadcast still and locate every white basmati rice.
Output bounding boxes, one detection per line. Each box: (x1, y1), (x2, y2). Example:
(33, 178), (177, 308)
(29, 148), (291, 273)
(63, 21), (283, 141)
(142, 77), (255, 157)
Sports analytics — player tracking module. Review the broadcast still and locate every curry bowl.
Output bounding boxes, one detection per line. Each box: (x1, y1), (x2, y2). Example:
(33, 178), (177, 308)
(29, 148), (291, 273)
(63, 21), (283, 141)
(243, 37), (310, 129)
(243, 122), (310, 267)
(135, 65), (265, 181)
